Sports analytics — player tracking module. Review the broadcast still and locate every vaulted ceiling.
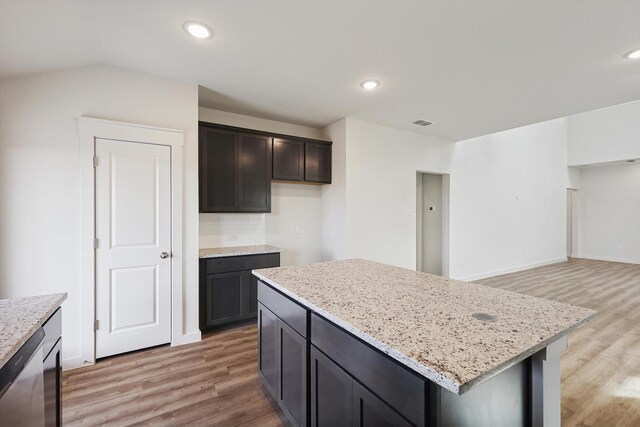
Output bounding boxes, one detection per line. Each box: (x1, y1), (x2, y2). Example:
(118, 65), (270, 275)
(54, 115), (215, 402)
(1, 0), (639, 140)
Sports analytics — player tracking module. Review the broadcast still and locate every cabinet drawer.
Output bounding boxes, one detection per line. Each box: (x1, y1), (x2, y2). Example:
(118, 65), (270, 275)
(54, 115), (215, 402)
(42, 308), (61, 360)
(257, 281), (307, 337)
(311, 314), (425, 427)
(205, 253), (280, 274)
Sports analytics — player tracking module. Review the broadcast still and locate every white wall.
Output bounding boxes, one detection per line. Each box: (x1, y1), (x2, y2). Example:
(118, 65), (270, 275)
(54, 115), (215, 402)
(266, 182), (323, 266)
(199, 214), (265, 247)
(578, 163), (640, 263)
(568, 101), (640, 166)
(0, 65), (200, 368)
(320, 119), (347, 261)
(344, 118), (451, 269)
(449, 118), (571, 280)
(321, 117), (572, 280)
(198, 107), (326, 266)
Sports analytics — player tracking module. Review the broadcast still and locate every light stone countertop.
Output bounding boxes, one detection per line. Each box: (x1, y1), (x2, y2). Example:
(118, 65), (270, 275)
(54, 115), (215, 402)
(253, 259), (596, 395)
(199, 245), (282, 259)
(0, 293), (67, 368)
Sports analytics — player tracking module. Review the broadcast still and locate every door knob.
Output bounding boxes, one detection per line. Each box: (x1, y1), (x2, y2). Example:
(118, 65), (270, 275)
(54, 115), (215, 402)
(160, 252), (169, 259)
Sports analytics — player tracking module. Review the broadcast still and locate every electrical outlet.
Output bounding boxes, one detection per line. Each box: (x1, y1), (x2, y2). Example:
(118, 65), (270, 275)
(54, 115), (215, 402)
(228, 234), (238, 241)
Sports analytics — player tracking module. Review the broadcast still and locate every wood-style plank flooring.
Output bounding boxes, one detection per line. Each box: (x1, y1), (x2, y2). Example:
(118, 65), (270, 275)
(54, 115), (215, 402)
(63, 258), (640, 426)
(477, 258), (640, 427)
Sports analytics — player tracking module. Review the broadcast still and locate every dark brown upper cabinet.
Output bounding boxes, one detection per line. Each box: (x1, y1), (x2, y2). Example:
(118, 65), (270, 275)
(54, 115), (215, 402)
(273, 139), (332, 184)
(199, 124), (272, 213)
(305, 142), (332, 184)
(273, 138), (305, 181)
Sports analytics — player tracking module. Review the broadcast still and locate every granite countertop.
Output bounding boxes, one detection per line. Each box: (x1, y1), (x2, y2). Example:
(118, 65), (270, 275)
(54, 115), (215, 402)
(253, 259), (596, 395)
(199, 244), (282, 259)
(0, 293), (67, 368)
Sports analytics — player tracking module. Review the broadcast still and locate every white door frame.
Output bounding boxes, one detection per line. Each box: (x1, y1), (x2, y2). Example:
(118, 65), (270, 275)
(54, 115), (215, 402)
(79, 116), (184, 365)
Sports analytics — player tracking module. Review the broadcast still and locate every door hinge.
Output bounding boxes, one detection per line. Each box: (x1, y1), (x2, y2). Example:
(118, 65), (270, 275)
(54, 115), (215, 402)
(94, 319), (99, 331)
(93, 238), (99, 250)
(93, 156), (98, 168)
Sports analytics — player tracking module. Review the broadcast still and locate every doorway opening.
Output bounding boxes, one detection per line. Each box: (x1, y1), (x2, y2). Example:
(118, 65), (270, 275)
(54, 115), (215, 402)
(416, 172), (450, 277)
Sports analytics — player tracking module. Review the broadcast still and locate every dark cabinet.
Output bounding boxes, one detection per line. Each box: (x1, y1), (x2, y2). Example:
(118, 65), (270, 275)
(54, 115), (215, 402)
(199, 127), (238, 212)
(204, 271), (246, 326)
(257, 281), (309, 427)
(353, 382), (413, 427)
(239, 133), (272, 212)
(43, 338), (62, 427)
(305, 142), (332, 184)
(273, 138), (305, 181)
(259, 303), (279, 396)
(200, 253), (280, 331)
(311, 346), (352, 427)
(42, 308), (62, 427)
(279, 320), (307, 427)
(199, 125), (272, 213)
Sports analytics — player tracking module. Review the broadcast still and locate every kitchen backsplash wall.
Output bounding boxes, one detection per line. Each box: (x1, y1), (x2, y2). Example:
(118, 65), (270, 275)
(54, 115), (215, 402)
(199, 214), (266, 248)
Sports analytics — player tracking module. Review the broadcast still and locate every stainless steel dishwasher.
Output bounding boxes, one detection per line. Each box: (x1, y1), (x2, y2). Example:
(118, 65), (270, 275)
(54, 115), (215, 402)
(0, 327), (46, 426)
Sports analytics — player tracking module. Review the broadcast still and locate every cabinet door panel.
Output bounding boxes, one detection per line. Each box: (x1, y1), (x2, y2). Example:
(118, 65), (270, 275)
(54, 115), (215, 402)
(279, 320), (307, 427)
(273, 138), (304, 181)
(205, 272), (244, 326)
(259, 303), (279, 397)
(199, 127), (238, 212)
(239, 134), (271, 212)
(311, 346), (352, 427)
(353, 381), (412, 427)
(305, 143), (331, 183)
(247, 272), (258, 317)
(44, 338), (62, 427)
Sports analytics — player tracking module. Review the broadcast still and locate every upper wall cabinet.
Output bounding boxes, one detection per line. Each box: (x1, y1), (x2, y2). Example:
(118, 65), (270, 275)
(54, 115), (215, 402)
(199, 122), (332, 213)
(273, 138), (305, 181)
(273, 139), (332, 184)
(305, 142), (331, 183)
(199, 124), (272, 213)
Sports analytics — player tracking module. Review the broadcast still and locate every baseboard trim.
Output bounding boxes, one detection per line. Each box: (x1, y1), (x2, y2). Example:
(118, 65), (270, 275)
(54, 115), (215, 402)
(456, 258), (568, 282)
(171, 330), (201, 347)
(573, 255), (640, 265)
(62, 356), (86, 371)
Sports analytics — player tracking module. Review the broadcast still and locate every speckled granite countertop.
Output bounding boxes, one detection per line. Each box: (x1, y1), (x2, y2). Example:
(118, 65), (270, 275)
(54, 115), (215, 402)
(199, 245), (282, 259)
(0, 293), (67, 368)
(253, 259), (595, 395)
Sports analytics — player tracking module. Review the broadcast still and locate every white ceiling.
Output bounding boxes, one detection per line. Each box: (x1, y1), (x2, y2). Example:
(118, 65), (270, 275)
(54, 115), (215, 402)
(1, 0), (639, 141)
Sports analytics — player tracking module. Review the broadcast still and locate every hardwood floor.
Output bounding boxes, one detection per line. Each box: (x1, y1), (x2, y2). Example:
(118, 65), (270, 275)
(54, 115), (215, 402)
(63, 325), (286, 426)
(478, 258), (640, 427)
(63, 258), (640, 426)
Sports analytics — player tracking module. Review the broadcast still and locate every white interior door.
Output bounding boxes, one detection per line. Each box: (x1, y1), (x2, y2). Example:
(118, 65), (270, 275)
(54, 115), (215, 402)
(95, 138), (172, 358)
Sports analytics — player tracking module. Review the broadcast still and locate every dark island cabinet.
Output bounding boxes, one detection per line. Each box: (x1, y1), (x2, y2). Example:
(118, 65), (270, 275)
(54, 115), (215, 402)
(199, 124), (272, 213)
(257, 282), (309, 427)
(310, 346), (353, 427)
(200, 253), (280, 331)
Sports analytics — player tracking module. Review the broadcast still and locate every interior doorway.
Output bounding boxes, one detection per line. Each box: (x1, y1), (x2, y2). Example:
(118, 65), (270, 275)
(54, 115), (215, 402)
(417, 172), (450, 276)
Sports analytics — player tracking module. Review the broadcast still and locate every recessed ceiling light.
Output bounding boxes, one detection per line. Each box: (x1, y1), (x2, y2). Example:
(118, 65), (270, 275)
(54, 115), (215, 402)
(184, 21), (212, 39)
(624, 48), (640, 59)
(360, 80), (380, 90)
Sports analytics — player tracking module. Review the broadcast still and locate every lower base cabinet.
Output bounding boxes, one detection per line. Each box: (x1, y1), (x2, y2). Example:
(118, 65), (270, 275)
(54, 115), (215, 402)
(258, 303), (307, 427)
(43, 338), (62, 427)
(310, 346), (412, 427)
(311, 346), (352, 427)
(200, 253), (279, 331)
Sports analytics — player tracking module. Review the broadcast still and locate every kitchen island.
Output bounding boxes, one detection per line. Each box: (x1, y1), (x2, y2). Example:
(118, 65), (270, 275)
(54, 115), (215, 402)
(253, 259), (595, 427)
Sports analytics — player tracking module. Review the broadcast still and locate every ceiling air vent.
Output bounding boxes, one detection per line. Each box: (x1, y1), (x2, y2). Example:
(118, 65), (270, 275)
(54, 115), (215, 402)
(412, 120), (432, 127)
